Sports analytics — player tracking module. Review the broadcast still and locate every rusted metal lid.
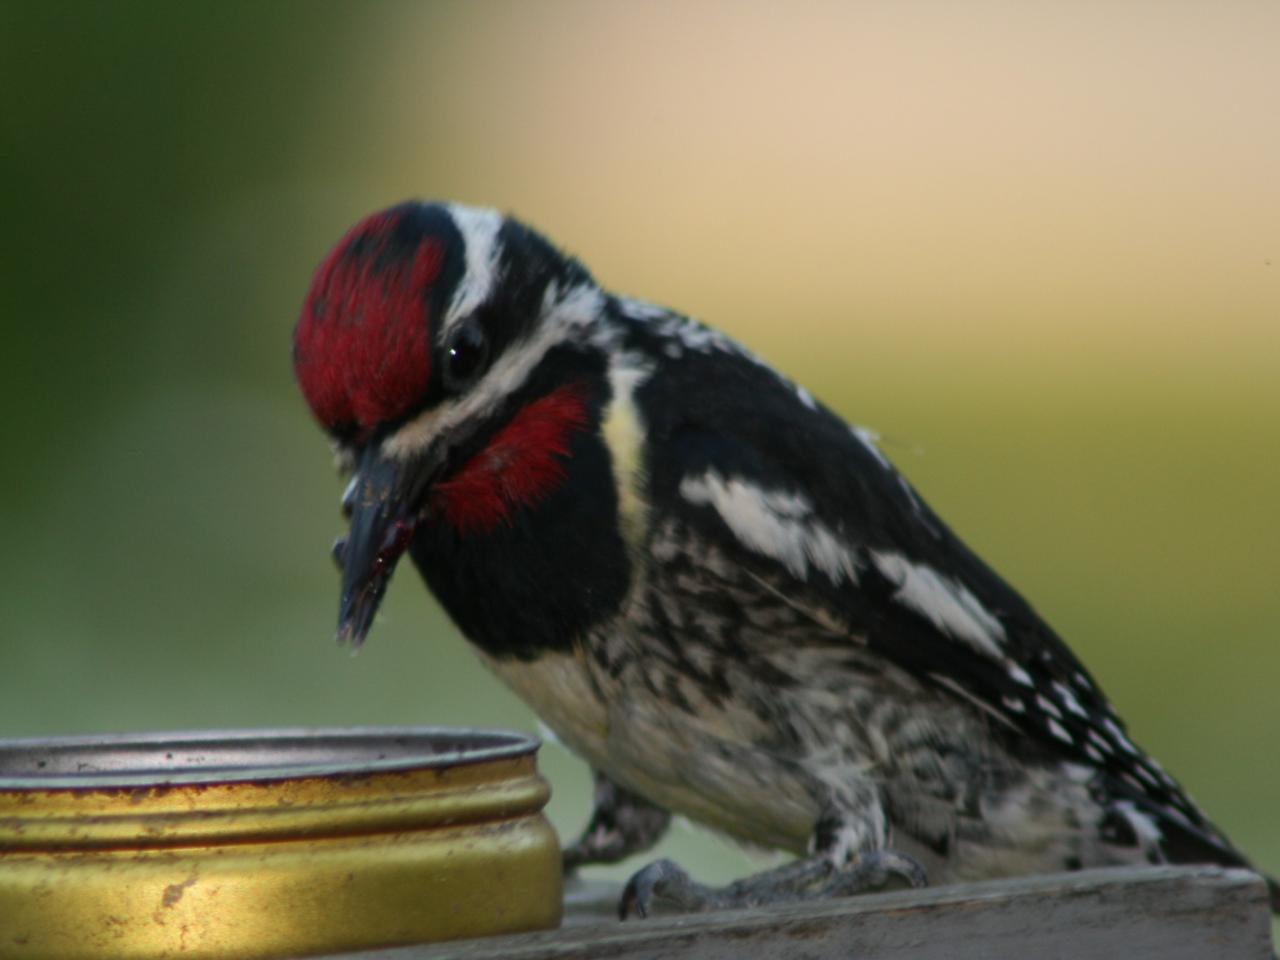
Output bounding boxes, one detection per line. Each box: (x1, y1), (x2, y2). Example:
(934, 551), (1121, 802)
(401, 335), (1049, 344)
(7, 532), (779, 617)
(0, 727), (562, 958)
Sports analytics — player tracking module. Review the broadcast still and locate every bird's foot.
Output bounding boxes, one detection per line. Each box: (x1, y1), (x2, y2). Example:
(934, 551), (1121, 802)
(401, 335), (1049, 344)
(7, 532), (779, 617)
(619, 849), (927, 919)
(819, 849), (927, 896)
(562, 770), (672, 873)
(619, 858), (734, 918)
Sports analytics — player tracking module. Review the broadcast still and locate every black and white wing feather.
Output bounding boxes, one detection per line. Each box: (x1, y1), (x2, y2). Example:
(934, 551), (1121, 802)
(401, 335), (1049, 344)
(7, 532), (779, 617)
(625, 302), (1245, 870)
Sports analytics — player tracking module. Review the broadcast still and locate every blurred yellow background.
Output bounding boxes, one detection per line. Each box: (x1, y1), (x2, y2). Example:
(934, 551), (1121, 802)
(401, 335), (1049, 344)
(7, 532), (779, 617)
(3, 1), (1277, 890)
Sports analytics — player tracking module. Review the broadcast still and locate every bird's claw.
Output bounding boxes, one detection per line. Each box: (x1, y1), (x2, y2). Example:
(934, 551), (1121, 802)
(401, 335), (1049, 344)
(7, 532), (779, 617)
(821, 849), (927, 897)
(619, 849), (928, 919)
(564, 772), (672, 876)
(619, 858), (722, 919)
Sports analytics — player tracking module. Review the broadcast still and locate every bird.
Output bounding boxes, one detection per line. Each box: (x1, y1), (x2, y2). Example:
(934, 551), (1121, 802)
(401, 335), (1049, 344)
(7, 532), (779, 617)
(292, 200), (1276, 918)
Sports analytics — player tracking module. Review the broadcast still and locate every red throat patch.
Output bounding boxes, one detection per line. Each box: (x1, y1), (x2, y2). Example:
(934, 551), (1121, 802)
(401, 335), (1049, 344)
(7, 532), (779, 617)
(293, 209), (444, 437)
(432, 385), (590, 535)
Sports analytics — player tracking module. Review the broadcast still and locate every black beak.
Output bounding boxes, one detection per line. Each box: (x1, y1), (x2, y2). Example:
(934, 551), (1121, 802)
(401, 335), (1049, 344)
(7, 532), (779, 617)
(334, 445), (438, 648)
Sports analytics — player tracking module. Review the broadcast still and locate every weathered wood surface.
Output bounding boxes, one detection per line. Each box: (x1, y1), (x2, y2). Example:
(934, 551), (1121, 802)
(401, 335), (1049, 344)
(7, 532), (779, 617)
(330, 865), (1274, 960)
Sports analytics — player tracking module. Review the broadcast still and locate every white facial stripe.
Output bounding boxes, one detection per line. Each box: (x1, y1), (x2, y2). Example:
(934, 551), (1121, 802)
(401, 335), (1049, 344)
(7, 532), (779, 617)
(870, 551), (1007, 659)
(442, 204), (505, 334)
(383, 281), (605, 460)
(679, 470), (859, 586)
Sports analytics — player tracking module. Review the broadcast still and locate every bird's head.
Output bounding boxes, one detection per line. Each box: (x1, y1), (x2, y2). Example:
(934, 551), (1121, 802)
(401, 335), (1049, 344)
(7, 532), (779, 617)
(293, 201), (610, 648)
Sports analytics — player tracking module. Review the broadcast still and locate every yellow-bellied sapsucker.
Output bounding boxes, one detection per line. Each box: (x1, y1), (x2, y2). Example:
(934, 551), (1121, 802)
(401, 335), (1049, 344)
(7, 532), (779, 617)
(293, 201), (1276, 917)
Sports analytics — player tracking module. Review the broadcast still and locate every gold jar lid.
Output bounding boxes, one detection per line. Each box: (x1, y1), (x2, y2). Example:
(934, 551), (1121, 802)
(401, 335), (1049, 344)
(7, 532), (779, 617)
(0, 727), (562, 959)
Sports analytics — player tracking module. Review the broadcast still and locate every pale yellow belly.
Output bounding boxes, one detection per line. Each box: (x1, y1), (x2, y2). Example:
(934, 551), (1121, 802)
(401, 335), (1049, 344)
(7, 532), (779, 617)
(474, 646), (816, 853)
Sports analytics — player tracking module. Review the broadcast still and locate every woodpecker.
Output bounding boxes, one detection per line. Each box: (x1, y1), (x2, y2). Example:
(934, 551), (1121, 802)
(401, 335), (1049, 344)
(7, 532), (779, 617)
(294, 201), (1276, 917)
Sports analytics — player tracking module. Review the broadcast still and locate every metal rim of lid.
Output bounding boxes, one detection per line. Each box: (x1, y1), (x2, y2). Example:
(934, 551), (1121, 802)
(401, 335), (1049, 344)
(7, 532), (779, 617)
(0, 725), (541, 789)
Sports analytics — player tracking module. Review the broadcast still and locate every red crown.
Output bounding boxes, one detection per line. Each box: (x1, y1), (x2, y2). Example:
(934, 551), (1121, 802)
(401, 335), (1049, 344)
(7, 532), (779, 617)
(294, 207), (444, 438)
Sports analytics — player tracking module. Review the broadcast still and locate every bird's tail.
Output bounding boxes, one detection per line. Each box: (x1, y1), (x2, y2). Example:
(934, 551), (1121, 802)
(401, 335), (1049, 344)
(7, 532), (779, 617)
(1147, 799), (1279, 914)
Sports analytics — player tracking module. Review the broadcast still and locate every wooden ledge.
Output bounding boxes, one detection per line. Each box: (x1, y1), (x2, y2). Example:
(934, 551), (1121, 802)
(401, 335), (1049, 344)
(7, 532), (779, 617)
(332, 866), (1274, 960)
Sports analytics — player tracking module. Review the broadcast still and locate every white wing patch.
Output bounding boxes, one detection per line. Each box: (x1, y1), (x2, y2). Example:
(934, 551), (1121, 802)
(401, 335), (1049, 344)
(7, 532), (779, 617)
(870, 551), (1008, 660)
(679, 470), (860, 586)
(442, 204), (504, 334)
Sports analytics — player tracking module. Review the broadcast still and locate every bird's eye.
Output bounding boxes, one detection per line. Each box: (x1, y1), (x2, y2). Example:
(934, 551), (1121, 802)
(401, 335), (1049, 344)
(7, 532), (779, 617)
(444, 322), (489, 391)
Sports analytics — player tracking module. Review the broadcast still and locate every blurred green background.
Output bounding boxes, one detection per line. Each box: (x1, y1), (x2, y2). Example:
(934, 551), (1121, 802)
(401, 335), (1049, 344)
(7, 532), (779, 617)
(2, 1), (1277, 893)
